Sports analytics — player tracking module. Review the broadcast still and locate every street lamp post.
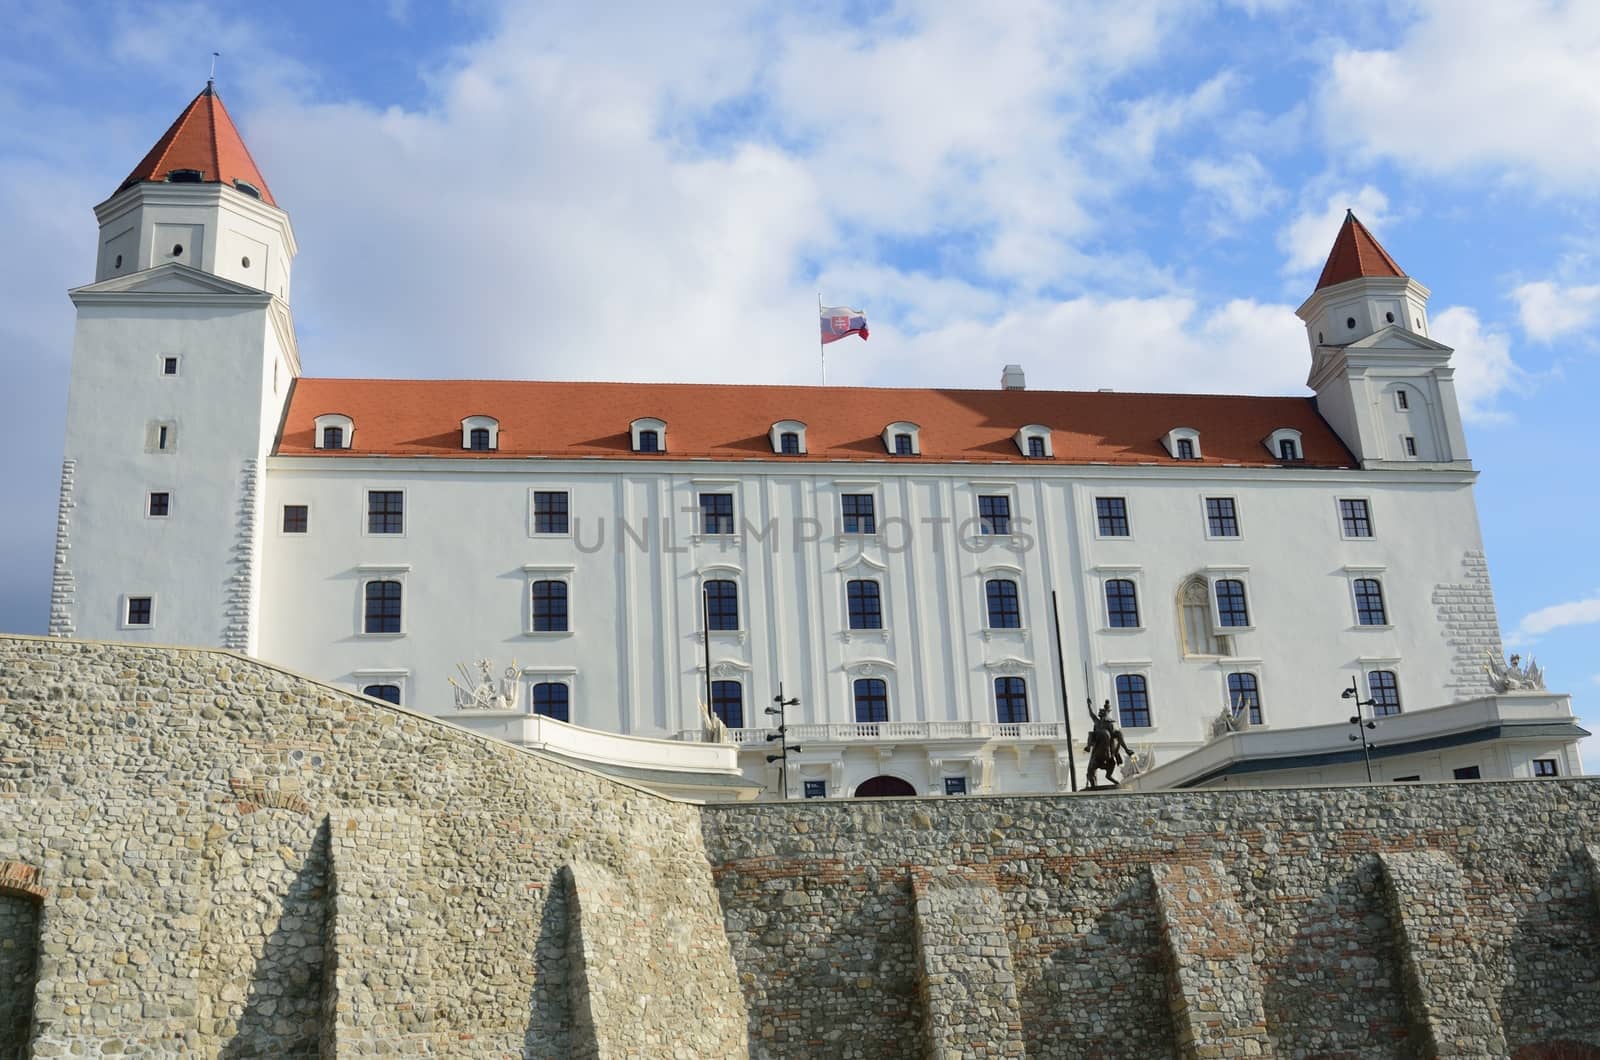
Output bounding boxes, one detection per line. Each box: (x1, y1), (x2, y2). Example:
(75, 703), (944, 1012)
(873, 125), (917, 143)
(1342, 676), (1380, 783)
(765, 682), (801, 799)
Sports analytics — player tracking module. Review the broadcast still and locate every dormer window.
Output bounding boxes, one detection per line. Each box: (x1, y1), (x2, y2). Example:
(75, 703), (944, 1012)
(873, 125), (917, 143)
(630, 418), (667, 454)
(313, 413), (355, 450)
(882, 422), (921, 456)
(166, 168), (204, 183)
(1265, 428), (1303, 462)
(232, 179), (262, 199)
(1164, 428), (1201, 461)
(769, 420), (807, 455)
(461, 415), (500, 451)
(1014, 425), (1053, 459)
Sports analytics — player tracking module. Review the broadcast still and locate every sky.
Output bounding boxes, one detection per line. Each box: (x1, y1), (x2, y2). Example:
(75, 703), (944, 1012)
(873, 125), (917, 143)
(1, 0), (1596, 765)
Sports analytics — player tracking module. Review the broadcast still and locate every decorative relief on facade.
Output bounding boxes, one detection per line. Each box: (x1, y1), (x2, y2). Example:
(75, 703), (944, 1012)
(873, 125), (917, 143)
(47, 460), (76, 637)
(1485, 651), (1545, 693)
(221, 459), (259, 651)
(1432, 549), (1504, 699)
(983, 656), (1033, 675)
(450, 658), (522, 710)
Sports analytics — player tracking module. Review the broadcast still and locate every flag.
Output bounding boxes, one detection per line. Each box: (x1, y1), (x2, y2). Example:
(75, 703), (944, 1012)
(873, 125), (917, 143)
(820, 306), (869, 344)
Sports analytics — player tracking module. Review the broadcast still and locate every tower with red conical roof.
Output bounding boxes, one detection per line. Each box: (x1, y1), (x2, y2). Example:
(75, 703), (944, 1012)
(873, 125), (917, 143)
(51, 84), (300, 653)
(1295, 212), (1470, 468)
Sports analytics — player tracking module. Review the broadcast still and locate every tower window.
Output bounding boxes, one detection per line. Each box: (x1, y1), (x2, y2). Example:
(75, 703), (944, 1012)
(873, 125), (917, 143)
(1385, 311), (1395, 323)
(282, 505), (308, 533)
(532, 682), (570, 722)
(1205, 497), (1240, 537)
(1227, 672), (1262, 725)
(531, 580), (569, 632)
(1404, 436), (1418, 457)
(363, 581), (403, 634)
(125, 596), (153, 626)
(241, 256), (251, 269)
(1368, 670), (1401, 716)
(1214, 579), (1250, 627)
(1346, 317), (1356, 329)
(710, 680), (744, 729)
(1354, 578), (1387, 625)
(1396, 389), (1410, 410)
(1105, 579), (1139, 628)
(704, 580), (739, 631)
(147, 492), (170, 517)
(847, 579), (883, 630)
(533, 491), (569, 534)
(162, 356), (179, 376)
(166, 169), (203, 183)
(158, 425), (169, 450)
(699, 493), (735, 535)
(367, 491), (404, 534)
(115, 254), (124, 269)
(1533, 758), (1559, 777)
(171, 244), (184, 257)
(840, 494), (876, 534)
(985, 579), (1021, 629)
(1339, 499), (1372, 538)
(233, 179), (262, 199)
(1096, 497), (1130, 537)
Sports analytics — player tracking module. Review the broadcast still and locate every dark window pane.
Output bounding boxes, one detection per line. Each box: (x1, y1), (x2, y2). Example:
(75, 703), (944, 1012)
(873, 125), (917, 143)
(363, 580), (402, 634)
(710, 680), (744, 728)
(1096, 497), (1129, 537)
(1027, 436), (1046, 458)
(148, 492), (169, 517)
(1227, 672), (1262, 725)
(367, 491), (403, 534)
(1105, 579), (1139, 628)
(126, 596), (152, 625)
(841, 494), (876, 534)
(1214, 579), (1249, 627)
(533, 682), (570, 722)
(700, 493), (735, 535)
(1206, 497), (1239, 537)
(1354, 578), (1387, 625)
(533, 491), (570, 534)
(363, 683), (401, 705)
(780, 431), (801, 454)
(532, 580), (568, 632)
(469, 427), (492, 450)
(853, 678), (889, 722)
(282, 505), (308, 533)
(1452, 766), (1481, 780)
(1176, 438), (1195, 460)
(637, 429), (660, 453)
(1278, 438), (1298, 460)
(323, 426), (343, 449)
(985, 579), (1021, 629)
(1116, 674), (1151, 727)
(705, 580), (739, 631)
(847, 580), (883, 630)
(978, 495), (1011, 535)
(163, 357), (178, 375)
(1368, 670), (1401, 716)
(995, 676), (1029, 724)
(1533, 758), (1558, 777)
(1340, 499), (1372, 537)
(894, 433), (914, 455)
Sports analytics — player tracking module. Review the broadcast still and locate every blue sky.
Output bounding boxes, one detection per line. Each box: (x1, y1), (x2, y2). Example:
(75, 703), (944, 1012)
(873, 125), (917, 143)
(2, 0), (1596, 763)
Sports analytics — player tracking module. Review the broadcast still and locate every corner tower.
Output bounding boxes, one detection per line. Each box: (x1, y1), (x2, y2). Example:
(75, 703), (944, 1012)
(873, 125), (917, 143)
(50, 84), (299, 653)
(1296, 212), (1469, 468)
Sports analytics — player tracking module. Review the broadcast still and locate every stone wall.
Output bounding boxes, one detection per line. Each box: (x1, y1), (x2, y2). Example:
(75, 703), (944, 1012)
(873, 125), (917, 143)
(701, 783), (1600, 1059)
(0, 635), (747, 1057)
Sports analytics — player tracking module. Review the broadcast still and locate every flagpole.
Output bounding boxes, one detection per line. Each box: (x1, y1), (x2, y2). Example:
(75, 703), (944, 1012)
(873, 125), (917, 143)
(818, 292), (826, 385)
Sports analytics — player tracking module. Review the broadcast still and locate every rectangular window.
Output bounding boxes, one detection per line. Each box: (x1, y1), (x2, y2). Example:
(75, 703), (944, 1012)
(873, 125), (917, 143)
(710, 680), (744, 728)
(943, 777), (968, 795)
(803, 780), (827, 799)
(158, 425), (170, 450)
(363, 581), (403, 634)
(1105, 579), (1139, 628)
(704, 580), (739, 631)
(162, 356), (179, 376)
(531, 580), (569, 632)
(1026, 436), (1046, 458)
(1116, 674), (1151, 727)
(1404, 435), (1418, 457)
(1339, 499), (1372, 538)
(1278, 439), (1299, 460)
(147, 492), (170, 517)
(1354, 578), (1387, 625)
(323, 426), (344, 449)
(125, 596), (153, 626)
(853, 678), (889, 723)
(367, 491), (404, 534)
(533, 491), (570, 534)
(1368, 670), (1401, 717)
(840, 494), (876, 534)
(985, 579), (1022, 629)
(977, 495), (1011, 535)
(282, 504), (308, 533)
(1214, 579), (1249, 627)
(846, 580), (883, 630)
(1397, 389), (1410, 410)
(893, 433), (914, 456)
(1533, 758), (1559, 777)
(1452, 765), (1481, 780)
(700, 492), (735, 535)
(1176, 438), (1196, 460)
(994, 677), (1029, 724)
(1205, 497), (1239, 537)
(1095, 497), (1129, 537)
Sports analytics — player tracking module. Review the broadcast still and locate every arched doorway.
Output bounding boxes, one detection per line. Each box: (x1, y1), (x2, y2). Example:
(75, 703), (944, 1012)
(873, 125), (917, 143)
(854, 775), (916, 798)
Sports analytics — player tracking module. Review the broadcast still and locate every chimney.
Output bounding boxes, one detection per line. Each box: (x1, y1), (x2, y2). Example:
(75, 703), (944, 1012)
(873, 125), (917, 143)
(1000, 364), (1026, 390)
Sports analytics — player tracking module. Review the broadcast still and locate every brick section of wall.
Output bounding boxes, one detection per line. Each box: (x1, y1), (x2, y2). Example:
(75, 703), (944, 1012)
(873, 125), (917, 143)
(47, 459), (75, 638)
(1378, 850), (1508, 1056)
(911, 871), (1025, 1058)
(1149, 860), (1273, 1058)
(1433, 548), (1505, 700)
(0, 635), (747, 1057)
(0, 891), (40, 1058)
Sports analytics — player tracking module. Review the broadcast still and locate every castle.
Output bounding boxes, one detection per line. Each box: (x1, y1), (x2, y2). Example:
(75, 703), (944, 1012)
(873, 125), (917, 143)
(47, 84), (1585, 795)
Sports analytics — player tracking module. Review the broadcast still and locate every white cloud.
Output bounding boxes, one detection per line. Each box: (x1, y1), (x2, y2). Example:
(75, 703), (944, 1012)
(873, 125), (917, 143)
(1187, 153), (1283, 232)
(1513, 593), (1600, 641)
(1320, 1), (1600, 189)
(1428, 306), (1520, 423)
(1512, 280), (1600, 342)
(1278, 185), (1389, 275)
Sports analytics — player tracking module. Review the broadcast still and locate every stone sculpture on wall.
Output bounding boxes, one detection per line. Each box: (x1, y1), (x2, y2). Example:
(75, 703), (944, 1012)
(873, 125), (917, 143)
(450, 658), (521, 710)
(1485, 651), (1545, 693)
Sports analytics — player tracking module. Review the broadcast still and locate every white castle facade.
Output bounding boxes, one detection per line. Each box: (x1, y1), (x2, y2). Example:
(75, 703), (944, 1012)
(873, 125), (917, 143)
(48, 87), (1586, 798)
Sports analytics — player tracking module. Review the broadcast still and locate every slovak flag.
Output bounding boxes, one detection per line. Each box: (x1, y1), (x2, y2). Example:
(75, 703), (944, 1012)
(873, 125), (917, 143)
(820, 306), (869, 344)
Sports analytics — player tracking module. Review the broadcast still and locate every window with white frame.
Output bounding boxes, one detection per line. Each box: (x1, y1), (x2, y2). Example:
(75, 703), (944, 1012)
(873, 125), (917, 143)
(881, 421), (921, 455)
(1338, 498), (1373, 538)
(531, 580), (569, 632)
(146, 491), (171, 518)
(314, 413), (354, 450)
(1265, 428), (1303, 461)
(1204, 497), (1240, 538)
(1367, 669), (1402, 716)
(977, 494), (1012, 535)
(1353, 577), (1388, 626)
(1096, 497), (1130, 537)
(1213, 577), (1250, 628)
(362, 683), (402, 705)
(1115, 673), (1152, 727)
(363, 580), (403, 634)
(699, 492), (735, 535)
(532, 681), (571, 721)
(846, 579), (883, 630)
(853, 678), (889, 722)
(769, 420), (807, 455)
(630, 417), (666, 453)
(367, 490), (404, 534)
(122, 594), (155, 628)
(461, 415), (499, 451)
(532, 490), (570, 535)
(704, 579), (739, 631)
(1226, 671), (1262, 725)
(1164, 427), (1201, 460)
(1105, 578), (1140, 628)
(985, 578), (1022, 629)
(710, 680), (744, 728)
(994, 676), (1029, 723)
(840, 492), (877, 534)
(1014, 425), (1053, 458)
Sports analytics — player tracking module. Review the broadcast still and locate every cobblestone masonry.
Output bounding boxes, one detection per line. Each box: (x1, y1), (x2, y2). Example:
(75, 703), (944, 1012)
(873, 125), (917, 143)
(1433, 549), (1504, 701)
(4, 634), (1600, 1058)
(0, 635), (747, 1057)
(0, 886), (41, 1056)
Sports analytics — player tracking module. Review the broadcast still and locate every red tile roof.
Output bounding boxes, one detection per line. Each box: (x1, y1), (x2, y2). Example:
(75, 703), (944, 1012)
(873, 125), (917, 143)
(1315, 210), (1404, 290)
(118, 85), (276, 205)
(277, 379), (1355, 467)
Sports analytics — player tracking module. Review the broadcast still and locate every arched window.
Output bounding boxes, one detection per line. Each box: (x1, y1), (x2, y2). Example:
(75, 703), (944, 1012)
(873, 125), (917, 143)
(1116, 674), (1151, 727)
(1368, 670), (1401, 716)
(995, 677), (1028, 723)
(853, 678), (889, 723)
(847, 580), (883, 630)
(780, 432), (801, 455)
(1105, 579), (1139, 628)
(638, 429), (660, 453)
(363, 683), (401, 705)
(532, 580), (568, 632)
(704, 580), (739, 631)
(532, 682), (570, 722)
(364, 581), (402, 634)
(1227, 672), (1261, 725)
(1214, 579), (1249, 627)
(1354, 578), (1387, 625)
(1178, 576), (1231, 657)
(314, 413), (354, 449)
(710, 680), (744, 728)
(469, 427), (492, 451)
(322, 426), (344, 449)
(985, 579), (1021, 629)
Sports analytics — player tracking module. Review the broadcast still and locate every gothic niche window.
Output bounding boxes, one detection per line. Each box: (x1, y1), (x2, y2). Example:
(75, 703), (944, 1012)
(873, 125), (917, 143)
(1178, 575), (1232, 657)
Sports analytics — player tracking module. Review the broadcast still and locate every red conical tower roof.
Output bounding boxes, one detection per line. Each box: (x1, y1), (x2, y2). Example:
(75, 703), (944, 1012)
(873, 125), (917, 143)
(1315, 210), (1404, 290)
(117, 83), (276, 205)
